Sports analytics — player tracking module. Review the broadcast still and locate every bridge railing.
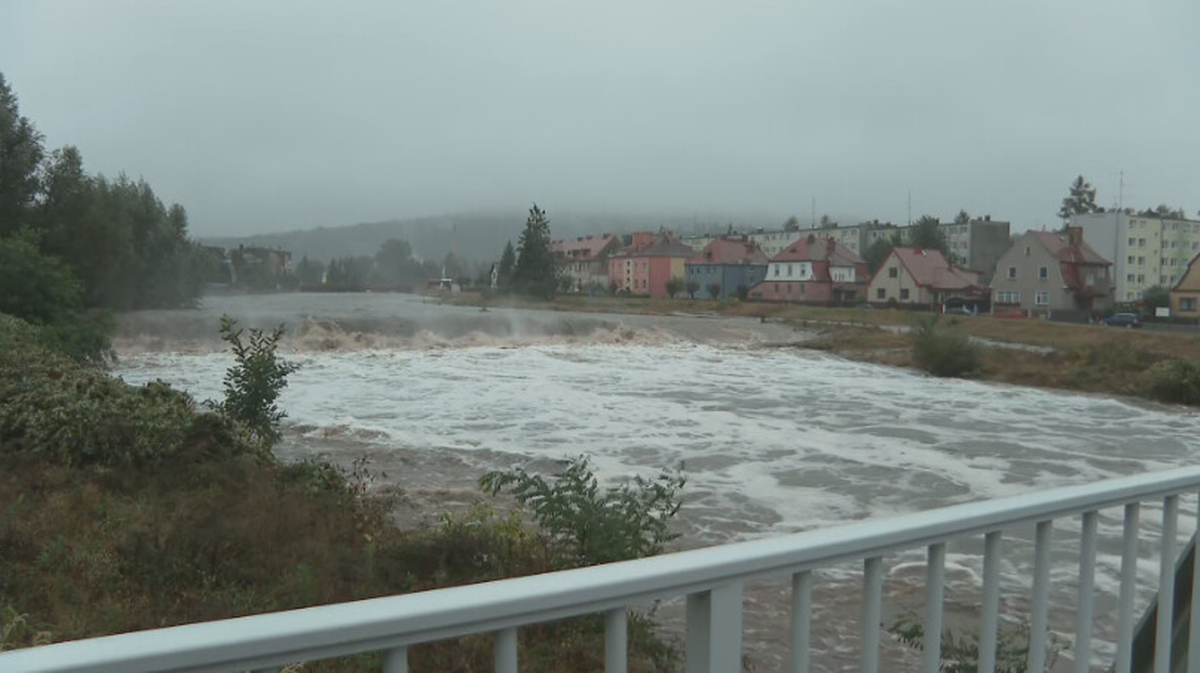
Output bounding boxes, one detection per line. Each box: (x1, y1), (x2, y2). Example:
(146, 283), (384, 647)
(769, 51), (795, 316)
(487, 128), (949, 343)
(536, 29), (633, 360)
(5, 466), (1200, 673)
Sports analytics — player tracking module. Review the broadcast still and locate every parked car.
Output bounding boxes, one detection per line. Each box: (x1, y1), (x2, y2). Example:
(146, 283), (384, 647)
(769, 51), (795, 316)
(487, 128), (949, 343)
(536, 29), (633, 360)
(1103, 312), (1143, 328)
(942, 306), (975, 316)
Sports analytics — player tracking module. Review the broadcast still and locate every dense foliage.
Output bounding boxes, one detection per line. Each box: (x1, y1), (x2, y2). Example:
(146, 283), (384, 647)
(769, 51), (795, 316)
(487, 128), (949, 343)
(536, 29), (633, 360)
(911, 316), (981, 378)
(890, 612), (1061, 672)
(480, 456), (686, 567)
(216, 316), (300, 449)
(1147, 359), (1200, 406)
(0, 72), (209, 315)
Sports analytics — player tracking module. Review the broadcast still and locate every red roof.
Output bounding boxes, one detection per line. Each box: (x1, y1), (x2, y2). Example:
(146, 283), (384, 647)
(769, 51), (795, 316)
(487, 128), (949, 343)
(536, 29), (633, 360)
(1029, 231), (1111, 295)
(551, 234), (618, 261)
(629, 234), (695, 258)
(769, 236), (864, 266)
(890, 247), (980, 291)
(687, 238), (768, 265)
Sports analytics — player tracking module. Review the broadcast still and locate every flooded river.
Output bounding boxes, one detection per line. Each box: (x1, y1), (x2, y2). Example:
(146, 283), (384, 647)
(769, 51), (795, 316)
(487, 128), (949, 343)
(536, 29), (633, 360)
(113, 292), (1200, 671)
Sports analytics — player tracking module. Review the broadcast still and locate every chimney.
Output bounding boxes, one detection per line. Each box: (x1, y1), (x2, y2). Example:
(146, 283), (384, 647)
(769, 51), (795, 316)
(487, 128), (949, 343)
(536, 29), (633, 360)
(826, 238), (836, 256)
(1067, 226), (1084, 247)
(984, 214), (991, 222)
(806, 234), (816, 244)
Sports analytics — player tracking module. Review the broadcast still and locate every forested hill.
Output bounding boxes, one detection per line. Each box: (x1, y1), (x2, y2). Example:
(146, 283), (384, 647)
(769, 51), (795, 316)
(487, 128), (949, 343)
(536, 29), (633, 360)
(202, 210), (712, 266)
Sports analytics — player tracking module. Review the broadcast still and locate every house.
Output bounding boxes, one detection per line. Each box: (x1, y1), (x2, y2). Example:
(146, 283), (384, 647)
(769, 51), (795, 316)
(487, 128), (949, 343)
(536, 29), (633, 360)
(684, 237), (768, 299)
(867, 247), (983, 309)
(607, 233), (694, 297)
(551, 234), (620, 292)
(990, 228), (1112, 320)
(231, 245), (292, 290)
(1169, 253), (1200, 320)
(1071, 210), (1200, 302)
(748, 235), (868, 304)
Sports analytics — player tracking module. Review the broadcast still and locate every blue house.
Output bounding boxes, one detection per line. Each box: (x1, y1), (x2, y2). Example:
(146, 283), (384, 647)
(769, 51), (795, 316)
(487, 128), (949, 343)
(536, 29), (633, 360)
(684, 237), (769, 299)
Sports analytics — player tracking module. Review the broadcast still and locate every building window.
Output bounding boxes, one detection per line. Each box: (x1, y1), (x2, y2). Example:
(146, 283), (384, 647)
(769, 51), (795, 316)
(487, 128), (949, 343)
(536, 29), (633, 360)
(1035, 291), (1050, 305)
(996, 291), (1020, 303)
(1128, 237), (1136, 246)
(1024, 246), (1031, 256)
(787, 263), (793, 276)
(1127, 274), (1136, 282)
(774, 266), (780, 277)
(1038, 266), (1048, 279)
(1139, 256), (1145, 265)
(1183, 298), (1198, 311)
(786, 284), (791, 294)
(888, 267), (898, 278)
(1128, 256), (1135, 264)
(1007, 267), (1017, 280)
(900, 288), (910, 300)
(774, 283), (780, 292)
(876, 288), (885, 299)
(1139, 238), (1146, 246)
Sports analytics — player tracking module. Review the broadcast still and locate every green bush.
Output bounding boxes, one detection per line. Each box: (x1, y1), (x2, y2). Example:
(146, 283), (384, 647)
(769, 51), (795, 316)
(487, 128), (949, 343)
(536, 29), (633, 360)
(1147, 359), (1200, 406)
(480, 456), (685, 568)
(890, 611), (1062, 672)
(216, 315), (299, 449)
(911, 316), (980, 377)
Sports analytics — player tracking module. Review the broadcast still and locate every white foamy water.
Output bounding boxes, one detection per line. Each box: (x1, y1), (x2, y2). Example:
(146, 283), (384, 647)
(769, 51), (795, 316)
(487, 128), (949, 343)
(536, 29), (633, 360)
(111, 295), (1200, 671)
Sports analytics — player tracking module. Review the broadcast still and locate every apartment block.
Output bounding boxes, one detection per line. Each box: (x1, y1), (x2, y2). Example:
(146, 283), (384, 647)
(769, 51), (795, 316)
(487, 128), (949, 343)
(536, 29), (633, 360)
(1071, 212), (1200, 302)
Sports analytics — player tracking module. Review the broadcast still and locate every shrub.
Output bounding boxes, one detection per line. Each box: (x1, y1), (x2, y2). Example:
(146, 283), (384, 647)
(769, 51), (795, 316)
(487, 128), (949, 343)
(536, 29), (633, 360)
(890, 611), (1062, 672)
(1147, 359), (1200, 406)
(0, 314), (249, 466)
(480, 455), (686, 568)
(216, 315), (299, 448)
(911, 315), (980, 377)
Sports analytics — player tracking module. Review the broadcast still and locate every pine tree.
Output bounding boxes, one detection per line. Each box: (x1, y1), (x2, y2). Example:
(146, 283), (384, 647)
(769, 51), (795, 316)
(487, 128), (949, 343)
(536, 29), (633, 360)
(498, 240), (516, 282)
(1058, 175), (1100, 223)
(513, 204), (557, 298)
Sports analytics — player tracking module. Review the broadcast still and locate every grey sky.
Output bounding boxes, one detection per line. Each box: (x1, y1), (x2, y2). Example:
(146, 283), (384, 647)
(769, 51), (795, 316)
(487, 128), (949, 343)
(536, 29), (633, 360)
(2, 0), (1197, 237)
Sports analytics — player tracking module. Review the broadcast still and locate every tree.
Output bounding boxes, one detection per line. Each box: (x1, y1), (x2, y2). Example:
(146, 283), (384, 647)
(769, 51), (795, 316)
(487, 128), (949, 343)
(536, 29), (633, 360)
(783, 216), (800, 232)
(0, 230), (112, 364)
(686, 279), (699, 299)
(954, 209), (971, 225)
(0, 73), (45, 236)
(295, 256), (324, 285)
(665, 277), (684, 299)
(1142, 285), (1170, 312)
(513, 203), (557, 299)
(217, 315), (299, 449)
(498, 240), (516, 283)
(1058, 175), (1100, 223)
(819, 214), (837, 229)
(909, 215), (948, 256)
(864, 238), (895, 275)
(707, 283), (721, 299)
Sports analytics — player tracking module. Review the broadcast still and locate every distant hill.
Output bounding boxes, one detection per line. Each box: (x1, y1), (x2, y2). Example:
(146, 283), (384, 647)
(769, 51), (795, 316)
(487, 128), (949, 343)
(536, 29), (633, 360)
(201, 210), (721, 269)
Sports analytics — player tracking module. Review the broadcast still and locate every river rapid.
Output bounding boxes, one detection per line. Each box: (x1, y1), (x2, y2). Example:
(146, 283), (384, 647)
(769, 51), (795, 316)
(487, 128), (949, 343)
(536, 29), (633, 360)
(113, 292), (1200, 672)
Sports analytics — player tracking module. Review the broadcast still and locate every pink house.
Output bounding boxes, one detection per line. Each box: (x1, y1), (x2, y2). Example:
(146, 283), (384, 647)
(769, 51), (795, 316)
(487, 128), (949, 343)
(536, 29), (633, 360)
(607, 233), (694, 297)
(748, 235), (868, 304)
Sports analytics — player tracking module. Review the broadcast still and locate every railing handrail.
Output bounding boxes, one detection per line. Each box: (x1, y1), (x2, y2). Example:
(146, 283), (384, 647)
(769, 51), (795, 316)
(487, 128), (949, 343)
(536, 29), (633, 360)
(7, 465), (1200, 673)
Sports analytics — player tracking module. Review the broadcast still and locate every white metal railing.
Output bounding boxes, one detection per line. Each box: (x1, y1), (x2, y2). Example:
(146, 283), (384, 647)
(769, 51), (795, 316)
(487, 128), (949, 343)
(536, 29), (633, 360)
(5, 466), (1200, 673)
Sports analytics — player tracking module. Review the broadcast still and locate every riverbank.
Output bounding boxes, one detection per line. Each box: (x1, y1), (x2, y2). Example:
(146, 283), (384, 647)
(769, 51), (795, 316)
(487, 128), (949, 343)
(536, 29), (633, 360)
(444, 291), (1200, 405)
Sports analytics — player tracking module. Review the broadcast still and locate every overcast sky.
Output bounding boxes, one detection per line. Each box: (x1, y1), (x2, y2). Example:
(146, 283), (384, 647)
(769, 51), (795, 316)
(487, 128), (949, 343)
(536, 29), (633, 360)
(1, 1), (1197, 237)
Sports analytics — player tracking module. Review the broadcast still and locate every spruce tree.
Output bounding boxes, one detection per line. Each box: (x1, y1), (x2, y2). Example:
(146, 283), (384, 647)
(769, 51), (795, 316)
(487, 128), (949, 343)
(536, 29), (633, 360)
(513, 204), (557, 298)
(1058, 175), (1100, 223)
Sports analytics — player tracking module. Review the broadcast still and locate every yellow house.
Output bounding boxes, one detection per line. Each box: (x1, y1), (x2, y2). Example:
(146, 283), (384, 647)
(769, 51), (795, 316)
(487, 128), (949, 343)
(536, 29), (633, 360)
(1169, 253), (1200, 319)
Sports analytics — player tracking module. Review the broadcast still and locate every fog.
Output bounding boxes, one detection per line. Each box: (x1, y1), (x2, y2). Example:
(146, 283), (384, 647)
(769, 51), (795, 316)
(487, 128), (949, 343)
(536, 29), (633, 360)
(2, 0), (1197, 237)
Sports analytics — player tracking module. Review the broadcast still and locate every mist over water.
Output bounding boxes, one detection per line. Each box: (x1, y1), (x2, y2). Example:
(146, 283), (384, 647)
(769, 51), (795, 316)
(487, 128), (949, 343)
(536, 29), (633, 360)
(114, 293), (1200, 671)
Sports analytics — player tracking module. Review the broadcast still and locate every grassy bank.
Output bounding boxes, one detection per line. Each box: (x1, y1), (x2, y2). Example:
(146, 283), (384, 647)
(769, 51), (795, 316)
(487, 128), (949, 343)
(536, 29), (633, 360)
(0, 313), (676, 670)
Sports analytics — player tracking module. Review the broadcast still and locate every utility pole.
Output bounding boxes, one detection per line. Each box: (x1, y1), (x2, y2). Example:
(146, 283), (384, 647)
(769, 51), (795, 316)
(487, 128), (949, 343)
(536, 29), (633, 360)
(907, 190), (912, 225)
(1118, 170), (1124, 212)
(811, 197), (816, 230)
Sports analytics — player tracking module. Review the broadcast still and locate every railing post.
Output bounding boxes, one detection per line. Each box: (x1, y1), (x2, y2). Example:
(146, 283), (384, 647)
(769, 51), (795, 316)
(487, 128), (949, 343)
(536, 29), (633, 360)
(1190, 490), (1200, 673)
(923, 543), (945, 673)
(861, 555), (884, 673)
(1156, 495), (1179, 673)
(979, 531), (1002, 673)
(1075, 510), (1098, 673)
(791, 570), (813, 673)
(605, 608), (628, 673)
(1027, 520), (1052, 673)
(1117, 502), (1141, 673)
(686, 581), (743, 673)
(495, 627), (518, 673)
(383, 646), (408, 673)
